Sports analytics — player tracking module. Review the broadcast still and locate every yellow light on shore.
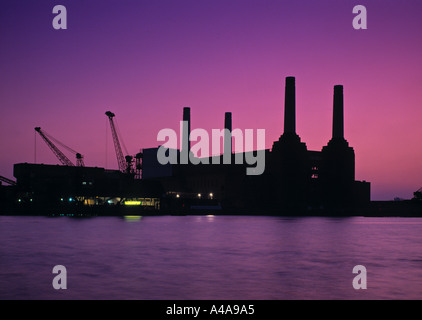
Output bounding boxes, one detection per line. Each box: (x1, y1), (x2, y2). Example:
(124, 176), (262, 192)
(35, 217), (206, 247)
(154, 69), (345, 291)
(124, 200), (141, 206)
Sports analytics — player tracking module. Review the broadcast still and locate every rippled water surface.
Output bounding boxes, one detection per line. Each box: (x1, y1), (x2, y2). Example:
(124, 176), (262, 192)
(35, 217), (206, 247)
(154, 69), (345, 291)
(1, 215), (422, 299)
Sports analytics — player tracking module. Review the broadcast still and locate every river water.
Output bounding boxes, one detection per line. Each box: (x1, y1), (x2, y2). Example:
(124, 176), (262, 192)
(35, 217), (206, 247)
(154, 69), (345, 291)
(1, 215), (422, 300)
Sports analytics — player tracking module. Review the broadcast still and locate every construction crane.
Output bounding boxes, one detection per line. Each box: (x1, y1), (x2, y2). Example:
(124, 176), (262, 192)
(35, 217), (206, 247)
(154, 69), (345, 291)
(105, 111), (133, 174)
(105, 111), (142, 177)
(34, 127), (85, 167)
(0, 175), (16, 186)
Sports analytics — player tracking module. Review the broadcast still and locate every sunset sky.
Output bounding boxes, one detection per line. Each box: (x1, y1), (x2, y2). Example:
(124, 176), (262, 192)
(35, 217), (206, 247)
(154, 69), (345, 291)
(1, 0), (422, 200)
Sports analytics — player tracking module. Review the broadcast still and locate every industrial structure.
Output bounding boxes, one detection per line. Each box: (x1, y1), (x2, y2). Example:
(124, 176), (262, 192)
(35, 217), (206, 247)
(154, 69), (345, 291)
(141, 77), (370, 214)
(35, 127), (85, 167)
(105, 111), (143, 178)
(4, 76), (375, 215)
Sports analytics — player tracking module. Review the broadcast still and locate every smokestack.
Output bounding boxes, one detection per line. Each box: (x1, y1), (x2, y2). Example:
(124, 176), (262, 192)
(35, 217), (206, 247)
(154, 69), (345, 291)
(182, 107), (191, 153)
(332, 85), (344, 140)
(224, 112), (232, 157)
(284, 76), (296, 134)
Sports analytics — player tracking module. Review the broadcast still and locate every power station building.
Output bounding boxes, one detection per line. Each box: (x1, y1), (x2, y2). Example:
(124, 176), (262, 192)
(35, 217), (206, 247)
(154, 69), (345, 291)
(142, 76), (370, 213)
(11, 76), (370, 215)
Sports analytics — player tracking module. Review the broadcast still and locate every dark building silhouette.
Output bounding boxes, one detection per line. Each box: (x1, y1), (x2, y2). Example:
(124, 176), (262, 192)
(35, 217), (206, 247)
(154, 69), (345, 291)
(270, 77), (311, 210)
(144, 76), (370, 213)
(10, 76), (370, 215)
(12, 163), (162, 212)
(320, 85), (356, 207)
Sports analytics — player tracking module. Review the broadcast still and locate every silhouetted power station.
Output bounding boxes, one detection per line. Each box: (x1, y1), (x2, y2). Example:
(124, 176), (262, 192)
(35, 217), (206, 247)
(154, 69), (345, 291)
(142, 76), (370, 213)
(5, 76), (374, 215)
(269, 78), (369, 210)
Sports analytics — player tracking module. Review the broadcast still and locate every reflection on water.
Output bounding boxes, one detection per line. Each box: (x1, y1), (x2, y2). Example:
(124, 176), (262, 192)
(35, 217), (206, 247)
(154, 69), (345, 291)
(1, 215), (422, 299)
(123, 215), (143, 222)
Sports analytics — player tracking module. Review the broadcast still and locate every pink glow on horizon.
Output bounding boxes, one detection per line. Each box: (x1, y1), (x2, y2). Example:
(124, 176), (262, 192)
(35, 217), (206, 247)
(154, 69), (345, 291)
(1, 1), (422, 201)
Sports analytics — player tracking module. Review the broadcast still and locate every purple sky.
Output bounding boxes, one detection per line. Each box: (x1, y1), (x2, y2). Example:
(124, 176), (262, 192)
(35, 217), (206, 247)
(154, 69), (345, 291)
(1, 0), (422, 200)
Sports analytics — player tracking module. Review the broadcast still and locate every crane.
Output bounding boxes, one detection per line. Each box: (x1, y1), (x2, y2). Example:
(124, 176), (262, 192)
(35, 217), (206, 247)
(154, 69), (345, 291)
(105, 111), (133, 174)
(0, 175), (16, 186)
(105, 111), (142, 177)
(34, 127), (85, 167)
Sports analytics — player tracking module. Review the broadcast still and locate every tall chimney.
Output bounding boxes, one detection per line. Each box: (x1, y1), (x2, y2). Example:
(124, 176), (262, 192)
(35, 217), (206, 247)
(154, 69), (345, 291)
(284, 76), (296, 134)
(182, 107), (191, 154)
(332, 85), (344, 140)
(224, 112), (232, 157)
